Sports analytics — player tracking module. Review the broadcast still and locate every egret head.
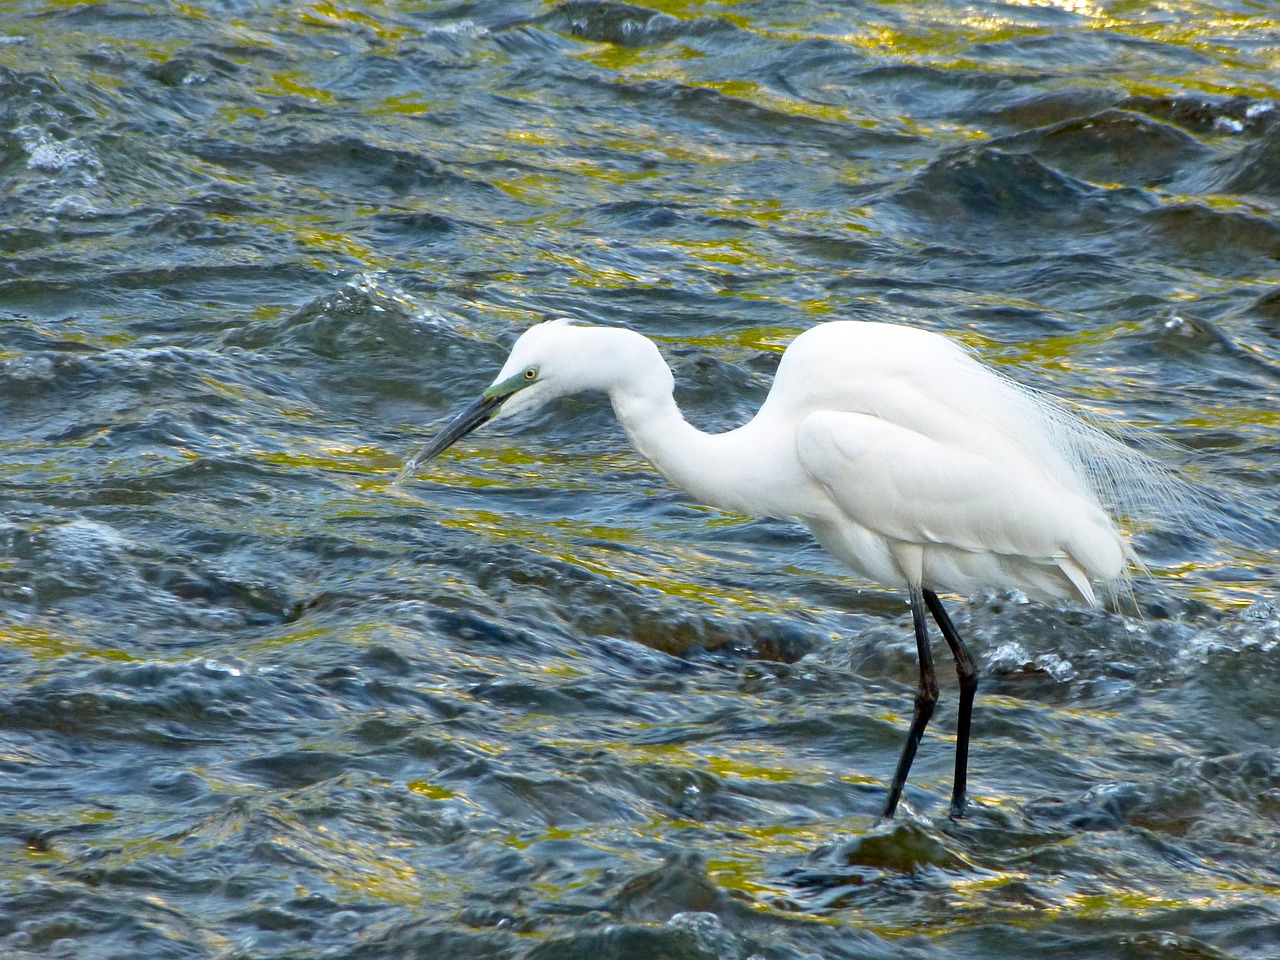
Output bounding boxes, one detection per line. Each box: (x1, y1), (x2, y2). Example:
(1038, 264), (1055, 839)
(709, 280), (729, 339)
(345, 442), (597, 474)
(397, 318), (599, 481)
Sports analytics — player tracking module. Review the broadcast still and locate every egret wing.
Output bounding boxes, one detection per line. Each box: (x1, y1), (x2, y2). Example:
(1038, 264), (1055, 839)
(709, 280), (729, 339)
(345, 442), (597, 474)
(795, 410), (1121, 571)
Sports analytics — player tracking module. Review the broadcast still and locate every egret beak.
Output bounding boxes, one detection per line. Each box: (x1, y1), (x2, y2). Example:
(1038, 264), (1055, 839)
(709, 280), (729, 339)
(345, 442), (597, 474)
(395, 391), (505, 484)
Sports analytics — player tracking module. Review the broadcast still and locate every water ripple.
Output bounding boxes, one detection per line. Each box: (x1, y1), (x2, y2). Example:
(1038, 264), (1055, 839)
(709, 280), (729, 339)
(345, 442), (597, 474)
(1, 1), (1278, 958)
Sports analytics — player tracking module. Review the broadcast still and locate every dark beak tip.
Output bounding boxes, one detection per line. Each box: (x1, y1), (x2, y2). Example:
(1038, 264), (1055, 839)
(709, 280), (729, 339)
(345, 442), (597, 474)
(395, 392), (504, 485)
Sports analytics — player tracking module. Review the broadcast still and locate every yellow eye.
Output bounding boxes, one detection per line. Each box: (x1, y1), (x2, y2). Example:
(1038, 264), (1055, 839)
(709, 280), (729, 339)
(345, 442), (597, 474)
(524, 368), (537, 380)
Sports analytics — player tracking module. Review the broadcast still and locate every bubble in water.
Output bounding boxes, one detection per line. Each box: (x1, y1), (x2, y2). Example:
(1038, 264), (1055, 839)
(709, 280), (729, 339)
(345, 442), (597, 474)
(16, 125), (100, 175)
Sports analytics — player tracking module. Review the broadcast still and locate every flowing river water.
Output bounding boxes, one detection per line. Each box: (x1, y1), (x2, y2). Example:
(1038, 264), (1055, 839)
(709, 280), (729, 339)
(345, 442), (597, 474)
(1, 1), (1279, 958)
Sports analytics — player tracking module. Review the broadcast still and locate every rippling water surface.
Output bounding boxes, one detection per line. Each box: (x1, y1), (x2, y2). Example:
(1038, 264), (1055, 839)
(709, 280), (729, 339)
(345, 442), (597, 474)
(2, 1), (1279, 957)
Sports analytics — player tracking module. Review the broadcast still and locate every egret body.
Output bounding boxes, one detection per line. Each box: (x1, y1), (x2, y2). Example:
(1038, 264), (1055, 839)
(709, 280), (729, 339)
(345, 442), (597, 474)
(401, 319), (1165, 818)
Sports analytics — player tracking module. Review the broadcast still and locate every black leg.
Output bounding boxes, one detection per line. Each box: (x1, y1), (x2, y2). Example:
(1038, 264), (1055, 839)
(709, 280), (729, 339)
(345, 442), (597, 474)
(881, 586), (939, 819)
(923, 589), (978, 818)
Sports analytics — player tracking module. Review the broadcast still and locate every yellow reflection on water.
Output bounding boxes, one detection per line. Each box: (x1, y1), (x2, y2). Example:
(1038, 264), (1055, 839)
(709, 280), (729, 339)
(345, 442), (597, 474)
(295, 0), (414, 42)
(1003, 0), (1103, 16)
(1, 624), (137, 662)
(406, 779), (455, 800)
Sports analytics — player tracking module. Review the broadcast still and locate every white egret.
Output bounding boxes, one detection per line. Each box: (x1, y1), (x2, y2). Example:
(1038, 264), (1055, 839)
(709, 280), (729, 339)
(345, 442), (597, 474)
(400, 319), (1176, 818)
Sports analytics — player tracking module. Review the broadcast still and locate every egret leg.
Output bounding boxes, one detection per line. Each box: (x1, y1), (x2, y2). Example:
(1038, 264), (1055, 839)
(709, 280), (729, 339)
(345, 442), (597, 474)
(881, 586), (939, 819)
(923, 590), (978, 818)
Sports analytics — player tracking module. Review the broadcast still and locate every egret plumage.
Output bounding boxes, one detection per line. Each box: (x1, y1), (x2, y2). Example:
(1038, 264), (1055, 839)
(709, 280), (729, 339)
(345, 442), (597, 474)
(400, 319), (1176, 818)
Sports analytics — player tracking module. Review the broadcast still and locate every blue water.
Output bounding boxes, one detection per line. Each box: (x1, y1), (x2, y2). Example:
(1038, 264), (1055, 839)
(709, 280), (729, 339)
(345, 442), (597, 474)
(2, 2), (1279, 958)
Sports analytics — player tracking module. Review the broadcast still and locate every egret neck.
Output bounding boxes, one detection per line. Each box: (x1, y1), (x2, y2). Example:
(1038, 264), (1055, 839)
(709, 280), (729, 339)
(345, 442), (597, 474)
(596, 328), (813, 519)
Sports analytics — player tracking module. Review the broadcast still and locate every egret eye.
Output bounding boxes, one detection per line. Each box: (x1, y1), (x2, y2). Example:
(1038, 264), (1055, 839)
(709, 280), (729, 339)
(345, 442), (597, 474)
(524, 367), (537, 380)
